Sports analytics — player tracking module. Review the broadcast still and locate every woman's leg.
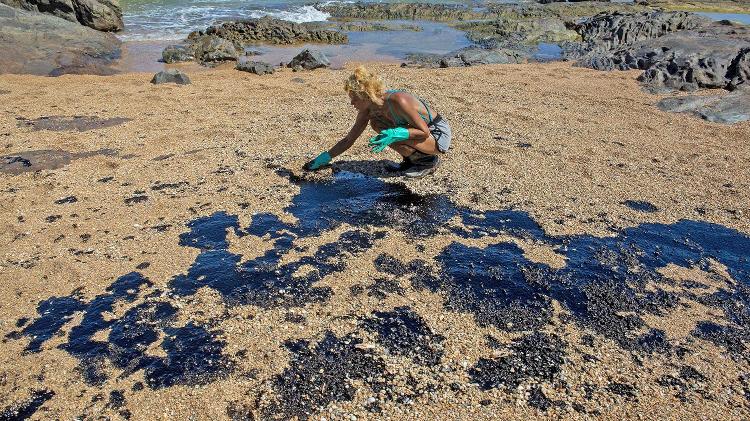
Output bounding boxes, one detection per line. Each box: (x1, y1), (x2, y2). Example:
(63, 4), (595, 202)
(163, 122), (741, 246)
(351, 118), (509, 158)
(369, 119), (439, 156)
(389, 135), (440, 156)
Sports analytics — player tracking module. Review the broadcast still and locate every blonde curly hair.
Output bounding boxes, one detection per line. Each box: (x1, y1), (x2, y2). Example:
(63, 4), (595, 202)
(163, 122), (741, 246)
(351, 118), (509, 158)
(344, 65), (385, 106)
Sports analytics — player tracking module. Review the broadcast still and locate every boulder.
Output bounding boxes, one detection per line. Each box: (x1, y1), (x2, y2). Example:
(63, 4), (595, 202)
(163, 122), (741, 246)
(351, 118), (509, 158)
(72, 0), (123, 32)
(236, 60), (274, 75)
(162, 44), (195, 63)
(0, 3), (120, 75)
(288, 49), (330, 70)
(0, 0), (123, 31)
(193, 35), (239, 63)
(657, 86), (750, 124)
(403, 47), (526, 68)
(455, 48), (526, 66)
(151, 69), (191, 85)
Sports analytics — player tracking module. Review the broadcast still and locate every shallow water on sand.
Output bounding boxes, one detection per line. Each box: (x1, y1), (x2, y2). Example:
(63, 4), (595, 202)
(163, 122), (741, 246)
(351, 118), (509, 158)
(118, 20), (471, 72)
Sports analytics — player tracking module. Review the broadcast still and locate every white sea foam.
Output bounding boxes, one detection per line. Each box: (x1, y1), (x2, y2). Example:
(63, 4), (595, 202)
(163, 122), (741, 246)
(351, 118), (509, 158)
(119, 5), (331, 41)
(269, 5), (330, 23)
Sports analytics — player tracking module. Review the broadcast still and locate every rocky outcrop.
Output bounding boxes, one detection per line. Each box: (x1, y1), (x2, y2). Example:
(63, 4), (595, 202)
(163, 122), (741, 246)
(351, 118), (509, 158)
(574, 11), (709, 49)
(571, 18), (750, 92)
(402, 47), (526, 68)
(0, 0), (123, 31)
(288, 49), (330, 70)
(486, 2), (649, 21)
(151, 69), (191, 85)
(192, 35), (239, 62)
(164, 17), (347, 66)
(458, 17), (580, 47)
(188, 17), (347, 46)
(564, 10), (750, 123)
(236, 61), (274, 75)
(0, 3), (120, 75)
(316, 2), (482, 21)
(657, 86), (750, 124)
(334, 22), (423, 32)
(162, 44), (195, 64)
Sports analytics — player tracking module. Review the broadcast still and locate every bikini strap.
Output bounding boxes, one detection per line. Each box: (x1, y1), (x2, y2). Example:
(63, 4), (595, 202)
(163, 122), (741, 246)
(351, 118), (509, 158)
(385, 90), (432, 125)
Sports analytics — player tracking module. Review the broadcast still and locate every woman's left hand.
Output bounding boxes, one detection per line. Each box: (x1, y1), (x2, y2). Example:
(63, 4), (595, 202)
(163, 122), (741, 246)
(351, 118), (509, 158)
(368, 127), (409, 153)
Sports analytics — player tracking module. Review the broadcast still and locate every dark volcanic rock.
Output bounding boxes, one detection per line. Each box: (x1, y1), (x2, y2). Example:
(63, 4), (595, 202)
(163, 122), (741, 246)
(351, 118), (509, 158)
(403, 47), (526, 68)
(161, 43), (195, 63)
(317, 2), (482, 21)
(574, 11), (708, 49)
(0, 3), (121, 76)
(0, 0), (124, 31)
(190, 16), (347, 46)
(571, 13), (750, 92)
(287, 49), (330, 70)
(165, 17), (346, 66)
(334, 22), (423, 32)
(458, 16), (579, 47)
(193, 35), (239, 62)
(151, 70), (191, 85)
(657, 87), (750, 124)
(236, 60), (275, 75)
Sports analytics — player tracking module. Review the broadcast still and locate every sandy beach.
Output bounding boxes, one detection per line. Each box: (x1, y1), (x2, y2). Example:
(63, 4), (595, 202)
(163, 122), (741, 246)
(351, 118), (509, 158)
(1, 62), (749, 419)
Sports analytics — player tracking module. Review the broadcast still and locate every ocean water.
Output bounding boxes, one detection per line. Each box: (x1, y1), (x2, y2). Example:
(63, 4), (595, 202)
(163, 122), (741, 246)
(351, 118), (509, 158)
(119, 0), (478, 41)
(697, 12), (750, 25)
(119, 0), (333, 41)
(117, 0), (474, 68)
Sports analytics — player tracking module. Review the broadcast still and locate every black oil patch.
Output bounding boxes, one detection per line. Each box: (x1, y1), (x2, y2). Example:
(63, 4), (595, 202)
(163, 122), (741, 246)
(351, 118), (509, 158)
(9, 273), (231, 388)
(151, 181), (189, 191)
(607, 382), (637, 399)
(124, 195), (148, 205)
(0, 389), (54, 420)
(622, 200), (659, 213)
(265, 331), (388, 420)
(438, 216), (750, 355)
(361, 306), (444, 366)
(54, 196), (78, 204)
(7, 167), (750, 410)
(169, 210), (384, 308)
(373, 253), (408, 277)
(468, 332), (567, 390)
(434, 241), (554, 332)
(16, 115), (131, 132)
(527, 386), (559, 411)
(657, 365), (709, 402)
(366, 278), (405, 299)
(276, 169), (458, 238)
(0, 149), (117, 175)
(691, 280), (750, 359)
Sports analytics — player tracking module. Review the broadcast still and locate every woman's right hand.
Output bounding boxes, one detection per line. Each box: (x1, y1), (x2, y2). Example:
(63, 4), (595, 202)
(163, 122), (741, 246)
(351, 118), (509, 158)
(303, 151), (332, 170)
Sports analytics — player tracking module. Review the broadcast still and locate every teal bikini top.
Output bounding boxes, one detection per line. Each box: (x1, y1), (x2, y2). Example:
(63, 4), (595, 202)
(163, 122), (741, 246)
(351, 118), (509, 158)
(385, 89), (433, 126)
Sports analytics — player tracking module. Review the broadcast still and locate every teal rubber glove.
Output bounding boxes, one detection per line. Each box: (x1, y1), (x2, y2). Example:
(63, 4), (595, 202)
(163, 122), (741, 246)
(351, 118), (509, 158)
(304, 151), (331, 170)
(368, 127), (410, 153)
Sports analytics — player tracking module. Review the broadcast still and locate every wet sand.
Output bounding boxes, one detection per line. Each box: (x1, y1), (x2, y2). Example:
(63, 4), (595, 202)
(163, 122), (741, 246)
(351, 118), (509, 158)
(0, 63), (749, 420)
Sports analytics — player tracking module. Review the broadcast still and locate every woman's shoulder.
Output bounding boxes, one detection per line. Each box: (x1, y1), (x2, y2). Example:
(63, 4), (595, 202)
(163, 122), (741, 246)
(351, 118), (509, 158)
(385, 90), (413, 105)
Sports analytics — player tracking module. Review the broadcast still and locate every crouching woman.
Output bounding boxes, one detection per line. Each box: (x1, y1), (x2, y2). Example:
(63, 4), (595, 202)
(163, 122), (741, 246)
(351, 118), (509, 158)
(304, 66), (452, 178)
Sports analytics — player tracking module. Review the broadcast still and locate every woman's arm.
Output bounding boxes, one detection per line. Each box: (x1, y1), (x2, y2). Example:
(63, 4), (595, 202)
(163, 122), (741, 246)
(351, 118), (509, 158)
(328, 109), (370, 157)
(390, 94), (432, 142)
